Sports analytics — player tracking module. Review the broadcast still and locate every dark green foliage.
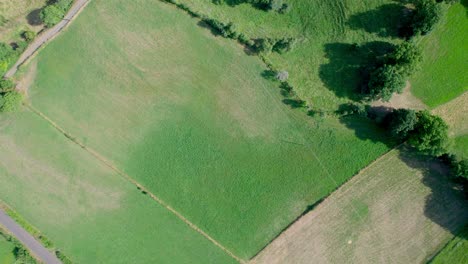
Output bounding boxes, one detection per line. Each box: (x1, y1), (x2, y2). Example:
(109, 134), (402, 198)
(386, 109), (418, 140)
(40, 0), (73, 28)
(203, 18), (238, 39)
(368, 64), (406, 101)
(213, 0), (290, 13)
(408, 110), (448, 155)
(272, 38), (296, 54)
(388, 41), (422, 75)
(336, 103), (367, 116)
(0, 91), (23, 112)
(0, 79), (15, 92)
(254, 38), (275, 54)
(21, 30), (36, 42)
(410, 0), (443, 35)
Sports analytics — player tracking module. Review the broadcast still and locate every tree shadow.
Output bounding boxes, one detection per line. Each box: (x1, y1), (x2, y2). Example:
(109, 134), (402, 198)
(212, 0), (269, 11)
(347, 3), (410, 38)
(398, 148), (468, 238)
(26, 9), (42, 26)
(319, 41), (395, 101)
(338, 113), (396, 147)
(462, 0), (468, 17)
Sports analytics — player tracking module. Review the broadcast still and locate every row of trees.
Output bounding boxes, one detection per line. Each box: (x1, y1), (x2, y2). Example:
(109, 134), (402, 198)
(385, 108), (467, 193)
(213, 0), (291, 13)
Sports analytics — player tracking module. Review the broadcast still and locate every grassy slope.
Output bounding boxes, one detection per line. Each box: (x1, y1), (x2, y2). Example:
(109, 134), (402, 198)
(0, 0), (46, 43)
(430, 225), (468, 264)
(175, 0), (404, 111)
(24, 0), (392, 258)
(411, 3), (468, 108)
(0, 235), (14, 264)
(0, 111), (235, 263)
(254, 149), (468, 263)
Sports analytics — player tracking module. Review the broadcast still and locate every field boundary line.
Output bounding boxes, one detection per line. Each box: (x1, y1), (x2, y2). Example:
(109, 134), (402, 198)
(24, 103), (245, 264)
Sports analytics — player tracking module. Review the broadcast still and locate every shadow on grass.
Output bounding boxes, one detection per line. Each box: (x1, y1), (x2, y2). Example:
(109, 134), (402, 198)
(463, 0), (468, 17)
(347, 3), (409, 38)
(398, 148), (468, 238)
(319, 41), (395, 101)
(26, 9), (42, 26)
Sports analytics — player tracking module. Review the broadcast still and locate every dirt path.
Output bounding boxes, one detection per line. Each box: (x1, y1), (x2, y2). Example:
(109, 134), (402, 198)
(3, 0), (90, 79)
(0, 209), (61, 264)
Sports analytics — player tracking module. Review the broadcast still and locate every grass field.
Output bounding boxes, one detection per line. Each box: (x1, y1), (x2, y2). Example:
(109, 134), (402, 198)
(7, 0), (396, 259)
(253, 148), (468, 263)
(433, 92), (468, 159)
(0, 234), (14, 264)
(174, 0), (408, 111)
(430, 225), (468, 264)
(0, 0), (46, 43)
(0, 111), (235, 263)
(411, 2), (468, 108)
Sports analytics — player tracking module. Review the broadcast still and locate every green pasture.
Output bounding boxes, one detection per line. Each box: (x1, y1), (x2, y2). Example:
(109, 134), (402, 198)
(411, 3), (468, 108)
(0, 111), (234, 263)
(21, 0), (392, 258)
(430, 225), (468, 264)
(0, 235), (14, 264)
(174, 0), (408, 110)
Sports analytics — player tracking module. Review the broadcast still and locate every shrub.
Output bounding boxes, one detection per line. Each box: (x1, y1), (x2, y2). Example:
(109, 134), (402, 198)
(0, 91), (23, 112)
(254, 38), (275, 54)
(21, 30), (36, 42)
(0, 79), (15, 92)
(272, 38), (296, 54)
(203, 19), (238, 39)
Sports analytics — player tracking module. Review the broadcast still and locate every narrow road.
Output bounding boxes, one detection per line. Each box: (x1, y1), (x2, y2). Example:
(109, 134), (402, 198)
(4, 0), (90, 78)
(0, 209), (61, 264)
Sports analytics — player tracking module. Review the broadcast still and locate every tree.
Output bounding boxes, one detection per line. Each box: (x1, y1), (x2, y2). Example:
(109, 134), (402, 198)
(388, 41), (422, 75)
(367, 64), (406, 101)
(40, 5), (63, 27)
(272, 38), (296, 54)
(411, 0), (443, 35)
(387, 108), (418, 140)
(408, 110), (448, 155)
(0, 79), (15, 92)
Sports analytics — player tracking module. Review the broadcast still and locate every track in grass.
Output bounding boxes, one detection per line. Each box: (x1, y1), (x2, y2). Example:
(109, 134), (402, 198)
(253, 148), (468, 263)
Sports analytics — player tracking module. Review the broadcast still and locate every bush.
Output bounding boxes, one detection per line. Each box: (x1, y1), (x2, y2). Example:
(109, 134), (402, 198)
(203, 19), (238, 39)
(21, 30), (36, 42)
(272, 38), (296, 54)
(254, 38), (275, 54)
(0, 91), (23, 112)
(0, 79), (15, 92)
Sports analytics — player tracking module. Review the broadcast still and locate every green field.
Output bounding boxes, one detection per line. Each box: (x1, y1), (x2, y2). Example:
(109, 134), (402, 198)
(411, 2), (468, 108)
(254, 148), (468, 263)
(174, 0), (407, 110)
(430, 225), (468, 264)
(0, 111), (235, 263)
(0, 234), (14, 264)
(4, 0), (396, 260)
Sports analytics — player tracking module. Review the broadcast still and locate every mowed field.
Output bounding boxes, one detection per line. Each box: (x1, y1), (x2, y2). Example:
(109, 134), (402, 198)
(411, 2), (468, 108)
(174, 0), (405, 110)
(0, 232), (14, 264)
(430, 225), (468, 264)
(0, 111), (235, 263)
(10, 0), (393, 260)
(433, 92), (468, 159)
(253, 148), (468, 264)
